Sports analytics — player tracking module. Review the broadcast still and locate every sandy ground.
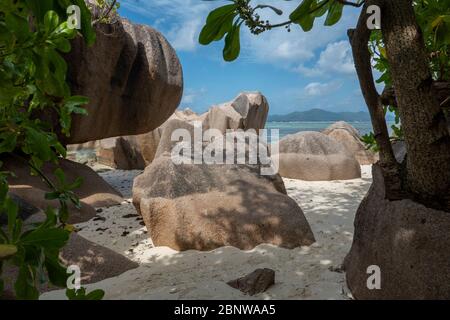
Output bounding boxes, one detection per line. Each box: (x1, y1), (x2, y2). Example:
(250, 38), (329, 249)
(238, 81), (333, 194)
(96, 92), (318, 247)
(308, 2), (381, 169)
(41, 166), (372, 300)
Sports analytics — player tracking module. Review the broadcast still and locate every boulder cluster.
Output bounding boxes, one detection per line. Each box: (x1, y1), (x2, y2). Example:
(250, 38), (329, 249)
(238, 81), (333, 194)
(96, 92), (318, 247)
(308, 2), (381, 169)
(10, 14), (445, 301)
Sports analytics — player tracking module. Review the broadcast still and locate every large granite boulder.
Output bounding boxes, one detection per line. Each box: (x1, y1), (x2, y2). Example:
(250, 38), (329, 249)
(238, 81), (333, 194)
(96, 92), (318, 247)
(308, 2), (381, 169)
(133, 157), (314, 251)
(344, 165), (450, 299)
(61, 233), (139, 284)
(277, 131), (361, 181)
(1, 233), (139, 298)
(96, 136), (147, 170)
(202, 92), (269, 133)
(64, 18), (183, 144)
(133, 121), (314, 251)
(93, 109), (200, 169)
(322, 122), (377, 165)
(3, 157), (122, 224)
(68, 92), (269, 170)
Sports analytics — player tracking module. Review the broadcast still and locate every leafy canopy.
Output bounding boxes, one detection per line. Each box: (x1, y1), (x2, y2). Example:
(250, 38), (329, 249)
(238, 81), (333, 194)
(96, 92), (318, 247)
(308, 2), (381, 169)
(0, 0), (105, 299)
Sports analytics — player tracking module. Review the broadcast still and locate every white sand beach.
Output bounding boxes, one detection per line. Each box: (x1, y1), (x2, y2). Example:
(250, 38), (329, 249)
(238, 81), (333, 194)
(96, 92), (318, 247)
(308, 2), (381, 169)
(41, 165), (372, 300)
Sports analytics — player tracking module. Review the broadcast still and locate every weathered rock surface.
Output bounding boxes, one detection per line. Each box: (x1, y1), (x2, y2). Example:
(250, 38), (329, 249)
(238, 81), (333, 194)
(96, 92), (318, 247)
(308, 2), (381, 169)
(3, 157), (122, 224)
(227, 268), (275, 296)
(93, 109), (199, 169)
(322, 121), (377, 165)
(134, 156), (314, 251)
(0, 194), (40, 225)
(61, 233), (139, 284)
(133, 121), (314, 251)
(344, 165), (450, 299)
(203, 92), (269, 133)
(277, 131), (361, 181)
(67, 92), (269, 170)
(1, 233), (139, 298)
(96, 136), (147, 170)
(64, 18), (183, 144)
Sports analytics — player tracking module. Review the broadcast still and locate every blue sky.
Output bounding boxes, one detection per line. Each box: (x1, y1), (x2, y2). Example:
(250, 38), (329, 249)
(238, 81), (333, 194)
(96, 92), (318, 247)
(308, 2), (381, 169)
(118, 0), (373, 115)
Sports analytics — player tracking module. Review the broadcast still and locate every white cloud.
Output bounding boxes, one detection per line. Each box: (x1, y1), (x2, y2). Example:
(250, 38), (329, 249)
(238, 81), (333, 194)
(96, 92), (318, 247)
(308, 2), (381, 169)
(181, 87), (207, 106)
(120, 0), (360, 66)
(120, 0), (216, 52)
(304, 81), (342, 96)
(294, 40), (356, 77)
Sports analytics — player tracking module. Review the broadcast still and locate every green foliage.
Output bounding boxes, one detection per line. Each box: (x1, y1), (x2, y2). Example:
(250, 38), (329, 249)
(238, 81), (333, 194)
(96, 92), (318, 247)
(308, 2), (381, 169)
(66, 287), (105, 300)
(361, 132), (379, 152)
(0, 0), (104, 299)
(199, 0), (352, 61)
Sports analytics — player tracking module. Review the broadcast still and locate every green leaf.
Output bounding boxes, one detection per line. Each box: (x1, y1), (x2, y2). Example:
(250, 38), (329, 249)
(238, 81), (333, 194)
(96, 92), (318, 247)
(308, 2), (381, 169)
(45, 191), (61, 200)
(223, 22), (241, 62)
(64, 95), (89, 111)
(85, 289), (105, 300)
(45, 256), (68, 287)
(0, 244), (18, 260)
(290, 0), (315, 22)
(54, 168), (66, 185)
(15, 265), (39, 300)
(24, 126), (53, 162)
(289, 0), (316, 32)
(50, 37), (72, 53)
(66, 287), (105, 300)
(60, 96), (89, 135)
(0, 132), (17, 154)
(199, 4), (237, 45)
(311, 0), (331, 18)
(5, 13), (30, 42)
(44, 11), (60, 34)
(324, 2), (344, 26)
(21, 228), (69, 250)
(72, 0), (96, 46)
(6, 198), (18, 236)
(25, 0), (54, 23)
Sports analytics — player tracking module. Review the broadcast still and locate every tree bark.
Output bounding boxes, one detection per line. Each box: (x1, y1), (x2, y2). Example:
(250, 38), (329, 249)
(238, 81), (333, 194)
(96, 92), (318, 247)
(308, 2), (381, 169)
(381, 0), (450, 210)
(348, 1), (403, 199)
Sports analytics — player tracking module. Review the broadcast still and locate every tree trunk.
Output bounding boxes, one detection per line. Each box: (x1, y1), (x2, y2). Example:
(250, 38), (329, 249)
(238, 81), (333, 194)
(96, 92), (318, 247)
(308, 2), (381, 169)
(348, 1), (402, 199)
(382, 0), (450, 210)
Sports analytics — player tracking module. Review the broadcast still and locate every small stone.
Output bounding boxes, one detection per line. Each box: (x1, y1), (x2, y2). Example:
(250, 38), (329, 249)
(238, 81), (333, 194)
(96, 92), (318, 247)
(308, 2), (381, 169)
(328, 265), (345, 273)
(169, 287), (179, 294)
(227, 268), (275, 296)
(122, 214), (140, 219)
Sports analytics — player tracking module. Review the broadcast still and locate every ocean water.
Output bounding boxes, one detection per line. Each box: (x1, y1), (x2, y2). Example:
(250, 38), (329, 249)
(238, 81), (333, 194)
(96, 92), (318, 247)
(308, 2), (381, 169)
(265, 121), (394, 140)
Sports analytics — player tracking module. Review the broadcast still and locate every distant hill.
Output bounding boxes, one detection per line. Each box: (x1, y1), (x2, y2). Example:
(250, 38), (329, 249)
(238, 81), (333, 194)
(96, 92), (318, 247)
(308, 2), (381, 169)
(269, 108), (392, 122)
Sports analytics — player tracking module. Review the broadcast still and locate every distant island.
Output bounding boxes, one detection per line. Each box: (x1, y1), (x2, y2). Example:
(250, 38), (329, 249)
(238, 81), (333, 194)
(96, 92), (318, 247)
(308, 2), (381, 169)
(268, 108), (394, 122)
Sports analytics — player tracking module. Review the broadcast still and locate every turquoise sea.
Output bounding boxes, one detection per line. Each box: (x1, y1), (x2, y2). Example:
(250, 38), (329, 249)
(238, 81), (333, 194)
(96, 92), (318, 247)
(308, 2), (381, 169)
(266, 121), (395, 140)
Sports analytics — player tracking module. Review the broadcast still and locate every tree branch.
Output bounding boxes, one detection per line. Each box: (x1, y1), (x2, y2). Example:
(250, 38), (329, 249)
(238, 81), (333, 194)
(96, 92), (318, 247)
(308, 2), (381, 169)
(92, 0), (117, 25)
(348, 1), (403, 198)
